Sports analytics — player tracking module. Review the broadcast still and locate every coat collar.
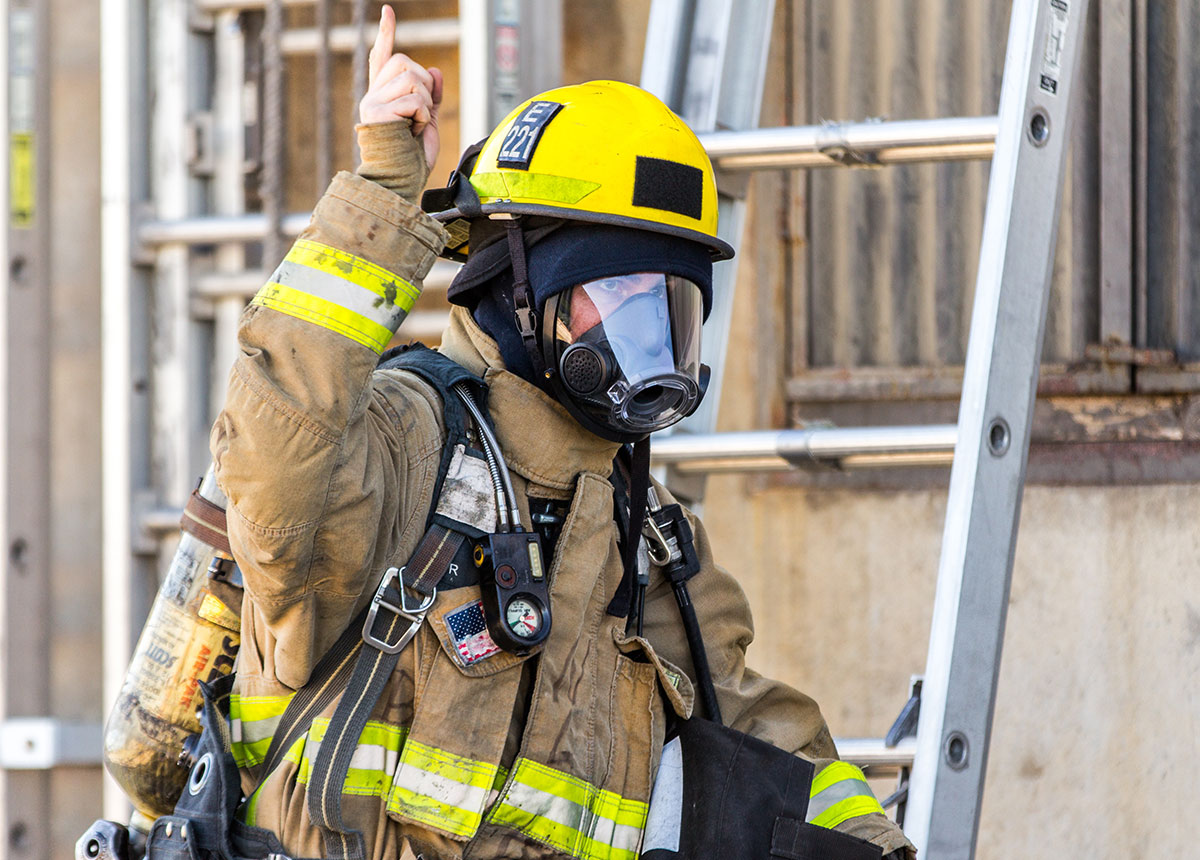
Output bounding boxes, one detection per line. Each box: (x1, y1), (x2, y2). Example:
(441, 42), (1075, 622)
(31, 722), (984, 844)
(438, 306), (620, 490)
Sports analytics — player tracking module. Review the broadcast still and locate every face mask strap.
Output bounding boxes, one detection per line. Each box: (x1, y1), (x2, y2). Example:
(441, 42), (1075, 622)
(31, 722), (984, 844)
(505, 219), (547, 380)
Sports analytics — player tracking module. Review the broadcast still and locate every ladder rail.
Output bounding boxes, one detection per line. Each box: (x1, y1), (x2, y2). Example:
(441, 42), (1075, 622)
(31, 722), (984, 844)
(641, 1), (1090, 857)
(904, 1), (1090, 855)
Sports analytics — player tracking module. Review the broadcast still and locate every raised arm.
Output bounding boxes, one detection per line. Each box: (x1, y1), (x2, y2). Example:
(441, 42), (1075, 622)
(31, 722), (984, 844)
(210, 8), (448, 690)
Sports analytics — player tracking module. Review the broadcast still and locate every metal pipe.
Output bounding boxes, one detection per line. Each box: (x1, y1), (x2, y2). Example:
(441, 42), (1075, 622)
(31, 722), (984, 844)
(281, 19), (460, 55)
(699, 116), (999, 171)
(835, 737), (917, 770)
(350, 0), (368, 163)
(262, 0), (286, 268)
(101, 0), (149, 824)
(650, 425), (957, 472)
(139, 211), (312, 244)
(212, 10), (249, 410)
(197, 0), (335, 8)
(194, 0), (450, 9)
(314, 0), (332, 189)
(140, 117), (996, 247)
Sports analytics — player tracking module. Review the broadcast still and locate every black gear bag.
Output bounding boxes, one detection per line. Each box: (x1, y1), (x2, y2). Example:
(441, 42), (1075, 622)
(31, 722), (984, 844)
(640, 716), (883, 860)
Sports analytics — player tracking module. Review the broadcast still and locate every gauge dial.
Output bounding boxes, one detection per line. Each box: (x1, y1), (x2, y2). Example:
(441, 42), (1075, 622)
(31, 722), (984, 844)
(505, 597), (543, 639)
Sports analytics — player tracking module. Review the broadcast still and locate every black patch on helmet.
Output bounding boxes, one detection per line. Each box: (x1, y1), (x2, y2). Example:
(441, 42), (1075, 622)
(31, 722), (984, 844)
(496, 101), (564, 170)
(632, 156), (703, 220)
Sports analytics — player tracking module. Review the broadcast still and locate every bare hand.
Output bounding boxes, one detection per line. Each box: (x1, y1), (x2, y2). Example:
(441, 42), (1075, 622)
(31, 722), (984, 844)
(359, 4), (442, 168)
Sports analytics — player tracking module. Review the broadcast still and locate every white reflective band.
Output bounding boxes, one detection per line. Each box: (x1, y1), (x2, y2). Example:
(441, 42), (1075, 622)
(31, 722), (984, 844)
(806, 761), (886, 829)
(251, 240), (419, 353)
(387, 739), (499, 838)
(388, 760), (491, 829)
(491, 759), (647, 860)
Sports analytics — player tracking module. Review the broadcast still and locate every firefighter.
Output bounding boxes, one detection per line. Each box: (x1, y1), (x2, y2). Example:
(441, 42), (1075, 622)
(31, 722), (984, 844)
(208, 6), (915, 859)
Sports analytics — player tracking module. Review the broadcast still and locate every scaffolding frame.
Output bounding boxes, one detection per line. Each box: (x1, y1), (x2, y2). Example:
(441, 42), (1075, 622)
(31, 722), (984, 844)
(98, 0), (568, 822)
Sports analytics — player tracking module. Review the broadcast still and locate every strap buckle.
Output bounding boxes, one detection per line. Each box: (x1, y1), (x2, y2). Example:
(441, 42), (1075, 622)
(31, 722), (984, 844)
(642, 515), (676, 567)
(362, 566), (436, 655)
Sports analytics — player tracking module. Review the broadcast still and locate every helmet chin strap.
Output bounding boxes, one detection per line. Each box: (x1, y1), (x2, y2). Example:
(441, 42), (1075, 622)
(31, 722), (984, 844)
(504, 219), (547, 381)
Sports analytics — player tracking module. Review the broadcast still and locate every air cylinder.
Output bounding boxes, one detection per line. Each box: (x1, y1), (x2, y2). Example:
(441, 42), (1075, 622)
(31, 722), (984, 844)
(102, 466), (243, 819)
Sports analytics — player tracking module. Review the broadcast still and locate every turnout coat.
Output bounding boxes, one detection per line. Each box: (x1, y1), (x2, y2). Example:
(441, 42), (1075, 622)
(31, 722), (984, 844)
(210, 153), (912, 860)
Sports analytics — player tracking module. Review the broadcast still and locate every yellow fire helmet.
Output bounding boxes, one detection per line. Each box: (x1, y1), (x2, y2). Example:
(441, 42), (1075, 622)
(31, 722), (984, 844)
(421, 80), (734, 262)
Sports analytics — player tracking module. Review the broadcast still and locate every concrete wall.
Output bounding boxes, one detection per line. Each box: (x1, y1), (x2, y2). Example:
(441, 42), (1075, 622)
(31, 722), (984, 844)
(705, 471), (1200, 858)
(705, 113), (1200, 858)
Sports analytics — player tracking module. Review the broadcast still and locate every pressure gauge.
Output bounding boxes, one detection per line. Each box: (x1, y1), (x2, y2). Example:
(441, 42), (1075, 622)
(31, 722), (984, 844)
(476, 532), (552, 652)
(505, 596), (544, 640)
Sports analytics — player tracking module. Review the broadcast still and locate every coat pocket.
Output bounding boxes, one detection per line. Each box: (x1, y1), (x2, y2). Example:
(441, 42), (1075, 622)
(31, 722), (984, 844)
(426, 594), (537, 678)
(612, 629), (695, 720)
(604, 645), (666, 819)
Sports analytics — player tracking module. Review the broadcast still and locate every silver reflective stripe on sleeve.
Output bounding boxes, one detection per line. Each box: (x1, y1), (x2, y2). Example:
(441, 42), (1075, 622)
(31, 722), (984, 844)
(806, 761), (887, 829)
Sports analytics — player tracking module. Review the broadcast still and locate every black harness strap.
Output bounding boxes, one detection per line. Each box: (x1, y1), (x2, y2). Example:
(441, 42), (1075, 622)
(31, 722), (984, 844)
(251, 613), (366, 794)
(297, 345), (485, 860)
(307, 604), (408, 860)
(606, 437), (651, 618)
(504, 219), (546, 379)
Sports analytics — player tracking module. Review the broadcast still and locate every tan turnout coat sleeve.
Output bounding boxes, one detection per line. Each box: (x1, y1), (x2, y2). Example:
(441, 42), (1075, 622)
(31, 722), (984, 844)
(640, 489), (914, 857)
(209, 169), (447, 691)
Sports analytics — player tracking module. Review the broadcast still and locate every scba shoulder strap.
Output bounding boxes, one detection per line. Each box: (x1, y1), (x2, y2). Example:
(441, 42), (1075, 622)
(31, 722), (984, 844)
(305, 344), (495, 860)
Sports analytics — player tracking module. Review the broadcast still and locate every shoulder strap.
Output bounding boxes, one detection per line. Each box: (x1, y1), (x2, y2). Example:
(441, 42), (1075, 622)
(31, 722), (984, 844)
(295, 347), (492, 860)
(377, 342), (487, 441)
(377, 343), (490, 526)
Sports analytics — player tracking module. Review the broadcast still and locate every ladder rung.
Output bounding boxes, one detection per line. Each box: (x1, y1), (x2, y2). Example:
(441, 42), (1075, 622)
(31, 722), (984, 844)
(700, 116), (998, 171)
(139, 212), (312, 245)
(836, 737), (916, 770)
(280, 19), (460, 55)
(651, 426), (957, 473)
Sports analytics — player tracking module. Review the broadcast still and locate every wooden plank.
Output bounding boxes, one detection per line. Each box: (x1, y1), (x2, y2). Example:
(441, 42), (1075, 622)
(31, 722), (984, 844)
(786, 363), (1131, 401)
(1098, 0), (1135, 346)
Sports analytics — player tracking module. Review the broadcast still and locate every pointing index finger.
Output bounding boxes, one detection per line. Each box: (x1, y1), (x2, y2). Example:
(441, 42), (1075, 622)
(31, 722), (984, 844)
(369, 4), (396, 86)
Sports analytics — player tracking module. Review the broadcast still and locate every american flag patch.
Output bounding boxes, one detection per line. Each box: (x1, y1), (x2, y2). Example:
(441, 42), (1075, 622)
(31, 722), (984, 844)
(445, 600), (501, 666)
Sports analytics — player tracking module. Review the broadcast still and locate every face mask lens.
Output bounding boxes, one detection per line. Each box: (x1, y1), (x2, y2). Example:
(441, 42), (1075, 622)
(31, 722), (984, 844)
(546, 274), (705, 438)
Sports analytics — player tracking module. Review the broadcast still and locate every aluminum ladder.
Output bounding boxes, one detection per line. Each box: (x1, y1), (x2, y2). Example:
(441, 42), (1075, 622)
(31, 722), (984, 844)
(640, 1), (1090, 856)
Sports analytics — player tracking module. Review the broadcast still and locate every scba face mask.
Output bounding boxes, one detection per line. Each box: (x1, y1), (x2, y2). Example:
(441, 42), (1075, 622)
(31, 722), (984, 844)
(542, 272), (709, 442)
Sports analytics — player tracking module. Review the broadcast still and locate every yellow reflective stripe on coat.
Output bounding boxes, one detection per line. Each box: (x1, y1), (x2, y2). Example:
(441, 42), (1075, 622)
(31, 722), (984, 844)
(489, 758), (647, 860)
(293, 718), (408, 797)
(230, 693), (293, 768)
(806, 761), (886, 829)
(386, 738), (499, 838)
(251, 239), (420, 353)
(236, 714), (408, 824)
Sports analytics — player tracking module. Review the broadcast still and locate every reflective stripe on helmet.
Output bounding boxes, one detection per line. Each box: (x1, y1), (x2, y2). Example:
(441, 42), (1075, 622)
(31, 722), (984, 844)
(426, 81), (735, 261)
(470, 171), (601, 205)
(250, 239), (419, 353)
(806, 761), (886, 829)
(488, 758), (647, 860)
